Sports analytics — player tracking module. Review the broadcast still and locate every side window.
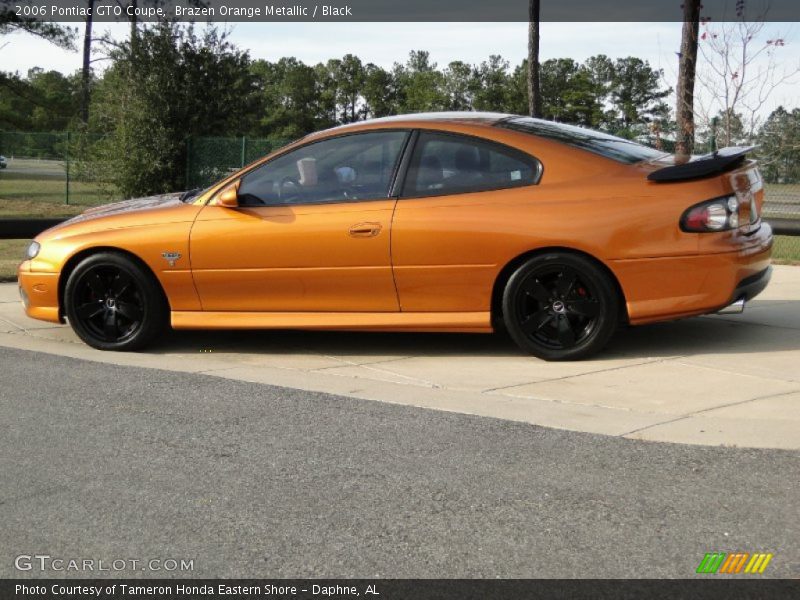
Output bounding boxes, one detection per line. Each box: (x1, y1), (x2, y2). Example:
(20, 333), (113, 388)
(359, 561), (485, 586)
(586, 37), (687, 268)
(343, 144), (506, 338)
(402, 131), (540, 197)
(238, 130), (409, 206)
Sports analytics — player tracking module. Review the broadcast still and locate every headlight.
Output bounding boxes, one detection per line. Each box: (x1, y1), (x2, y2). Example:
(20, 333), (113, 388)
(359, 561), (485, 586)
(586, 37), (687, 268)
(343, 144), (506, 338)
(24, 241), (40, 260)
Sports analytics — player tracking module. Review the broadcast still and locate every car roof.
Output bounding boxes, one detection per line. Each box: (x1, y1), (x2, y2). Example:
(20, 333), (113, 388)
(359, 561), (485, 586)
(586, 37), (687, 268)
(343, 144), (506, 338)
(327, 111), (513, 133)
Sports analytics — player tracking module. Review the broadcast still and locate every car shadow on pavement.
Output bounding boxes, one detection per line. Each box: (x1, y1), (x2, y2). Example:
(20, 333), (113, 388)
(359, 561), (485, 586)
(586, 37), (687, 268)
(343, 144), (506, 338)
(155, 300), (800, 361)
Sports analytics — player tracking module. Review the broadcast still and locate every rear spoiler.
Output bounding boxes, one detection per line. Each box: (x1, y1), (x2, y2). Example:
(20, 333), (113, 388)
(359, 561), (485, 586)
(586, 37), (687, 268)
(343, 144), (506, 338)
(647, 146), (756, 183)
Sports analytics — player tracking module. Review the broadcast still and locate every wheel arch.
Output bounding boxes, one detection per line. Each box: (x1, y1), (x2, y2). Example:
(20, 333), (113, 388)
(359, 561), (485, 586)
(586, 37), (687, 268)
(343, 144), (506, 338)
(58, 246), (170, 321)
(490, 246), (629, 328)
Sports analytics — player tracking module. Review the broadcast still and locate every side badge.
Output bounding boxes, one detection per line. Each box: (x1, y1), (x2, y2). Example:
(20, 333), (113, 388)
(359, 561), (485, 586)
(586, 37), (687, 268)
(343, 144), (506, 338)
(161, 252), (182, 267)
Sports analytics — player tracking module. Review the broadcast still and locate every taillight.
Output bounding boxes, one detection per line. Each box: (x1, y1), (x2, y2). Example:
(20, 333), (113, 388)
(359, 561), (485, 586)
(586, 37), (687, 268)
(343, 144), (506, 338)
(681, 195), (740, 233)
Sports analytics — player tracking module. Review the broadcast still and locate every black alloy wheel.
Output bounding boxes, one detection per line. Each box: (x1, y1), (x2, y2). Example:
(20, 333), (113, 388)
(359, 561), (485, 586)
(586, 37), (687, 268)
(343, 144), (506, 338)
(65, 252), (166, 351)
(502, 253), (620, 361)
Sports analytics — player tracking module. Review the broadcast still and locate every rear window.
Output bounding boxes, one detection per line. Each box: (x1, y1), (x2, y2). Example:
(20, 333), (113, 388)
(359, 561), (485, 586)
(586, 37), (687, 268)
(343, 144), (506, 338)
(497, 117), (667, 164)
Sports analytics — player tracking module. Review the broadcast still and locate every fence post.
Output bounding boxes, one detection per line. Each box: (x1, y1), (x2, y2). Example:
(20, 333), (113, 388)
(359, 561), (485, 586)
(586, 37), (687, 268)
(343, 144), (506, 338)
(185, 136), (192, 190)
(65, 131), (71, 205)
(241, 136), (246, 168)
(710, 116), (718, 153)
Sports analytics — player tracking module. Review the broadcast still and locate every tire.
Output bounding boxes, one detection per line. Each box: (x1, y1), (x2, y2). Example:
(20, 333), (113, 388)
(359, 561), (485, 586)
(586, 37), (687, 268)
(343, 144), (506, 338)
(502, 253), (620, 361)
(64, 252), (167, 351)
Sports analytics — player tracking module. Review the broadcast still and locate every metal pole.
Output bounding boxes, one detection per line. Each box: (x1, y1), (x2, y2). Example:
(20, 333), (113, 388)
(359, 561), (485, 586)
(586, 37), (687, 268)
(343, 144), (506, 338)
(65, 131), (70, 205)
(241, 136), (246, 168)
(185, 136), (191, 190)
(710, 116), (718, 153)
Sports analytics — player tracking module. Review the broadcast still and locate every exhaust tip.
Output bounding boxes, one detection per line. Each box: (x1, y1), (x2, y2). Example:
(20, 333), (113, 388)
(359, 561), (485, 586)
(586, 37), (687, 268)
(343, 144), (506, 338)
(717, 297), (746, 315)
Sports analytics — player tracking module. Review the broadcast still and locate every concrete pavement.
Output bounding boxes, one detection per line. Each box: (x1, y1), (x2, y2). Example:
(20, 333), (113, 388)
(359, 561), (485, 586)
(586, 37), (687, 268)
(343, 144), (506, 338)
(1, 265), (799, 450)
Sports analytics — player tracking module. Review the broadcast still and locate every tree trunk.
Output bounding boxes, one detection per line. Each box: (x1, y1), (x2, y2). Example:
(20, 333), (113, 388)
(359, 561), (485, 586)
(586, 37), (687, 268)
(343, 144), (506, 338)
(676, 0), (700, 158)
(80, 0), (95, 125)
(129, 0), (138, 53)
(527, 0), (542, 118)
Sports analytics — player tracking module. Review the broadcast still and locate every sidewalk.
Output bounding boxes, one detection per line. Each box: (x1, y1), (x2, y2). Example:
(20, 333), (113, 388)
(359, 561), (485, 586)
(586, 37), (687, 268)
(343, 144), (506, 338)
(1, 266), (798, 450)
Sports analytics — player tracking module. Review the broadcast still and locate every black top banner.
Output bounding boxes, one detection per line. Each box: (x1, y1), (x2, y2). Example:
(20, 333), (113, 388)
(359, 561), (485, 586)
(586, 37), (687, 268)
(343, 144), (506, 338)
(3, 0), (800, 22)
(4, 579), (800, 600)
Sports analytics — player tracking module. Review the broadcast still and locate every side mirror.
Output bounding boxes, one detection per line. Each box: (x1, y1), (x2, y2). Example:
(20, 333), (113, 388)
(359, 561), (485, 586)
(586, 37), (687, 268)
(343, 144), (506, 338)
(216, 181), (240, 208)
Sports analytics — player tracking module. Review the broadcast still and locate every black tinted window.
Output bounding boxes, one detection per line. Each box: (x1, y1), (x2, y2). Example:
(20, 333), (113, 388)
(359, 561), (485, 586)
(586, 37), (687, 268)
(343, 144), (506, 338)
(403, 132), (540, 197)
(238, 131), (408, 206)
(497, 117), (666, 164)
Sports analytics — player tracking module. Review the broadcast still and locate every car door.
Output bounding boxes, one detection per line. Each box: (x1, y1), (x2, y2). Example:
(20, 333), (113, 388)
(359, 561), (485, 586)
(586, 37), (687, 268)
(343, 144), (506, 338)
(190, 130), (410, 312)
(391, 130), (542, 312)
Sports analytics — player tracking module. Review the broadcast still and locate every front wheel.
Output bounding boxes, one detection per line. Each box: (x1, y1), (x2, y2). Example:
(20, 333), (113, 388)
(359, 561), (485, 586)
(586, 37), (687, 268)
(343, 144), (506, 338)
(64, 252), (167, 351)
(502, 253), (620, 361)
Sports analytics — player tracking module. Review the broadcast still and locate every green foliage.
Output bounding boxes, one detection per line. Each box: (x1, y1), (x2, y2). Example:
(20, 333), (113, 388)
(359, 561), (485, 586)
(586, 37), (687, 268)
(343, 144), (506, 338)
(472, 55), (512, 112)
(393, 51), (447, 113)
(540, 58), (602, 126)
(0, 4), (81, 132)
(0, 9), (76, 50)
(758, 107), (800, 184)
(607, 57), (671, 130)
(362, 63), (397, 118)
(0, 68), (82, 131)
(538, 55), (670, 134)
(250, 57), (328, 141)
(336, 54), (366, 123)
(90, 23), (257, 197)
(697, 109), (746, 151)
(442, 61), (473, 111)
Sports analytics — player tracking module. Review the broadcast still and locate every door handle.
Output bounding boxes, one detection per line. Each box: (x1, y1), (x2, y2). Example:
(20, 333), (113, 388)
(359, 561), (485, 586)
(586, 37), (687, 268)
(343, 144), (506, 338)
(348, 222), (382, 238)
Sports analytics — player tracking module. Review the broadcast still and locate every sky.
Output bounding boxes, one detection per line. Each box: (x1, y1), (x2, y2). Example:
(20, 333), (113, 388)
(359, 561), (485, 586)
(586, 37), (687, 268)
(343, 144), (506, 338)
(4, 21), (800, 120)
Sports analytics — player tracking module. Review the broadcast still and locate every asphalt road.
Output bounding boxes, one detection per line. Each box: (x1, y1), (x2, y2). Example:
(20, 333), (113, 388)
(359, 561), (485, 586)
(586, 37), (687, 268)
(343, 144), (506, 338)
(1, 347), (797, 578)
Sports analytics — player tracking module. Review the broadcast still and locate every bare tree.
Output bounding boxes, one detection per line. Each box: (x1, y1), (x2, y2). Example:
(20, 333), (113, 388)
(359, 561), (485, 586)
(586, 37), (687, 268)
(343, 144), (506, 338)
(695, 18), (800, 148)
(675, 0), (701, 158)
(527, 0), (542, 117)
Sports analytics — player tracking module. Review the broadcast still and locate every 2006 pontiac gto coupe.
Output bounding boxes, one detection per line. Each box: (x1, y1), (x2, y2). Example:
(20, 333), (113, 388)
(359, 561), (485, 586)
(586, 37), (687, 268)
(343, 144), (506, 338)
(18, 113), (772, 360)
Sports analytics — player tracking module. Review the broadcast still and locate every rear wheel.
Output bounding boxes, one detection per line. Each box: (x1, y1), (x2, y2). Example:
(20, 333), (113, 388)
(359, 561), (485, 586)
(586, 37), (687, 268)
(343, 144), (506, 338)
(64, 252), (167, 351)
(502, 253), (619, 361)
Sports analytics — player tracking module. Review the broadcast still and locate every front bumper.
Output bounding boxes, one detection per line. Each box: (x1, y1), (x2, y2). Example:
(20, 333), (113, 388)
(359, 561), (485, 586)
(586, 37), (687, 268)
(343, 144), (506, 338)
(17, 261), (61, 323)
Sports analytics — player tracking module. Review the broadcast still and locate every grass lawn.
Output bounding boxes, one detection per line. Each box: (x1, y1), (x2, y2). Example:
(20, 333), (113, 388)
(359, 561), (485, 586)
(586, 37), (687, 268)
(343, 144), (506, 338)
(0, 173), (115, 215)
(773, 235), (800, 264)
(0, 239), (28, 282)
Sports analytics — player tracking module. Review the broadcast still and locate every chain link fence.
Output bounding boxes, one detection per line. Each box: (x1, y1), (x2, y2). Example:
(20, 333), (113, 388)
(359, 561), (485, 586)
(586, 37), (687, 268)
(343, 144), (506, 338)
(186, 135), (289, 189)
(0, 131), (114, 212)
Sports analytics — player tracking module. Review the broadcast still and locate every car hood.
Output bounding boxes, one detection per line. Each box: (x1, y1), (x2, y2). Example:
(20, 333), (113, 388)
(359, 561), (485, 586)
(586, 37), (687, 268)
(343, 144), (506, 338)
(40, 192), (199, 240)
(74, 192), (185, 221)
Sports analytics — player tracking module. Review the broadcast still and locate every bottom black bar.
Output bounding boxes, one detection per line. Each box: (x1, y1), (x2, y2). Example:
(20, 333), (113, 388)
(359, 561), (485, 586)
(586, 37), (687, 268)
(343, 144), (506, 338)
(3, 579), (799, 600)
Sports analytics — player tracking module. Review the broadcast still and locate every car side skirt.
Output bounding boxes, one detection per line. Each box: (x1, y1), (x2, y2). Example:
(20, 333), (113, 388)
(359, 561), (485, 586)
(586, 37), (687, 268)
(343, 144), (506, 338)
(171, 311), (493, 333)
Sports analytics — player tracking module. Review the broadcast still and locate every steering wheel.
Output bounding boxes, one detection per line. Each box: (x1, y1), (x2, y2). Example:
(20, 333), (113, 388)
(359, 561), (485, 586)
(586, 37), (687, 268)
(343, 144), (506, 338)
(278, 175), (301, 201)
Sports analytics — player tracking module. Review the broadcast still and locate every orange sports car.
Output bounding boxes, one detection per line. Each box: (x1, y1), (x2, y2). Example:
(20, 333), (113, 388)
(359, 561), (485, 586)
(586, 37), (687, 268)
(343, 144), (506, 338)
(18, 112), (772, 360)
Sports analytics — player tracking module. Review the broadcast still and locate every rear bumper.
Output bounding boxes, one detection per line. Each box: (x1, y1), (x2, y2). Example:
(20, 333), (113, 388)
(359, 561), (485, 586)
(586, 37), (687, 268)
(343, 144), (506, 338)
(611, 223), (773, 325)
(730, 265), (772, 303)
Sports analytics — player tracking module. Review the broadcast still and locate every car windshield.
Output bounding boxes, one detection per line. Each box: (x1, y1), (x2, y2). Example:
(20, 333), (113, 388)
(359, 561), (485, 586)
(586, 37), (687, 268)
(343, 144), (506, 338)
(496, 117), (668, 164)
